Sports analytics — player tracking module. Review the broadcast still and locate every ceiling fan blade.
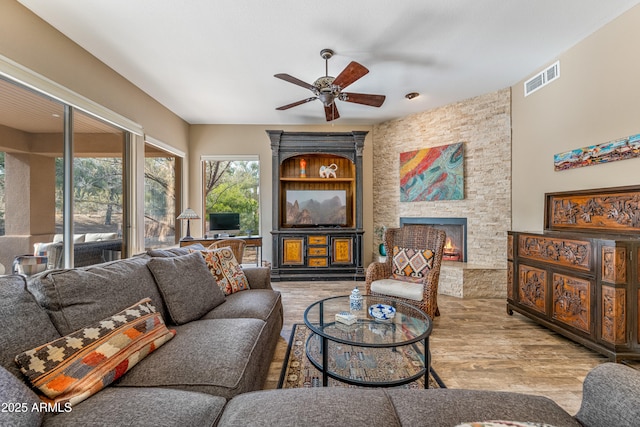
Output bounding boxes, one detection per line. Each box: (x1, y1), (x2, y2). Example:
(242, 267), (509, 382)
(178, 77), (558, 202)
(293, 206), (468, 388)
(332, 61), (369, 89)
(341, 92), (386, 107)
(324, 103), (340, 122)
(276, 97), (317, 110)
(274, 73), (316, 91)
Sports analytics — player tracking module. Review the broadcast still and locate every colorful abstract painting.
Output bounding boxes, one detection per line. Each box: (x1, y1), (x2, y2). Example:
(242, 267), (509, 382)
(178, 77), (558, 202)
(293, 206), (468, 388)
(400, 142), (464, 202)
(554, 133), (640, 171)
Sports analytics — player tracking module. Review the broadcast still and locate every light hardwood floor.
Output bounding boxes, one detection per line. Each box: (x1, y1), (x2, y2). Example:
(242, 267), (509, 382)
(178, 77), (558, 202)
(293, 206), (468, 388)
(264, 280), (610, 415)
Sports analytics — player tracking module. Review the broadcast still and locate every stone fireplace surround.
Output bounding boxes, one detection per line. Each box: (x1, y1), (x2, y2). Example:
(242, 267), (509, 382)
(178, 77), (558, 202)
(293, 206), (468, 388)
(371, 89), (511, 299)
(398, 217), (505, 298)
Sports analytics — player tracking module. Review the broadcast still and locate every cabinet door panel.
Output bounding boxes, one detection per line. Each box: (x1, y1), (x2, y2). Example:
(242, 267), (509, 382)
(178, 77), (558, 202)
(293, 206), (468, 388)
(602, 286), (626, 345)
(282, 237), (305, 265)
(332, 238), (353, 264)
(518, 264), (547, 314)
(552, 273), (590, 333)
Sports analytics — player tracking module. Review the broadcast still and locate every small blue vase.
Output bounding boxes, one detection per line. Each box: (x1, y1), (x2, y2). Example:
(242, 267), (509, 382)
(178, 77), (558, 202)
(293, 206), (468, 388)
(379, 243), (387, 256)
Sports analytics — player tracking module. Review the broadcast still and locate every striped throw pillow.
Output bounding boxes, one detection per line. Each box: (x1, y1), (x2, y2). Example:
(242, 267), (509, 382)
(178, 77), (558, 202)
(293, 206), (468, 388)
(15, 298), (175, 407)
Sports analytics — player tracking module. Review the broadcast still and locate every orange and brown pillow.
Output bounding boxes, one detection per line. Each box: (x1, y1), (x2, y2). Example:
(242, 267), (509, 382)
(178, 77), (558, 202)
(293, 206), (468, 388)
(392, 246), (435, 283)
(15, 298), (174, 407)
(193, 247), (250, 295)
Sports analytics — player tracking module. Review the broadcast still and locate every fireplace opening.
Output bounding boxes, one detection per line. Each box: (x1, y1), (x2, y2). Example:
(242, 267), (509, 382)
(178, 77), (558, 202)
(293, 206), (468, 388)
(400, 217), (467, 262)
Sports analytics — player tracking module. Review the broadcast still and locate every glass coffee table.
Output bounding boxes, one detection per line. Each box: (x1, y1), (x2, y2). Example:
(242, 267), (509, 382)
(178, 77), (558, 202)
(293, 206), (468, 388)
(303, 295), (432, 388)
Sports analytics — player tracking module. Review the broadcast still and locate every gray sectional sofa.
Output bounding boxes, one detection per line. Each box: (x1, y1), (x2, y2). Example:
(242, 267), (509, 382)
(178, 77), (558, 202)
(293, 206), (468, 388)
(2, 246), (640, 427)
(1, 247), (283, 426)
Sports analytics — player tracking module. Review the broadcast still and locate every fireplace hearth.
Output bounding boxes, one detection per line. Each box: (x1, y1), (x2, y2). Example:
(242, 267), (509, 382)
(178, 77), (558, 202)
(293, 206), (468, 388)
(400, 217), (467, 262)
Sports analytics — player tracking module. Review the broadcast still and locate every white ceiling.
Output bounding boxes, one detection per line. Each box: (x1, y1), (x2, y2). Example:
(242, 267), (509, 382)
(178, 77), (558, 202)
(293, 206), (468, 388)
(17, 0), (640, 125)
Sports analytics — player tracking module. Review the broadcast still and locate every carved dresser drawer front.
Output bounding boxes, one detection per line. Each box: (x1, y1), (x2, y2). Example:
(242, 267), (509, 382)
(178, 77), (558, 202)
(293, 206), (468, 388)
(518, 234), (592, 271)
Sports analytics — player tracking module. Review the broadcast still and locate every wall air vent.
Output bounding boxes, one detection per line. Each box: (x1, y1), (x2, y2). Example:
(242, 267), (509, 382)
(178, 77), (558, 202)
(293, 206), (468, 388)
(524, 61), (560, 96)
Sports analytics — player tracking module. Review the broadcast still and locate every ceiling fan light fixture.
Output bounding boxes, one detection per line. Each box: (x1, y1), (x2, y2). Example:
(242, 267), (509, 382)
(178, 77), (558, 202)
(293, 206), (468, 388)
(274, 47), (385, 121)
(405, 92), (420, 100)
(318, 91), (335, 106)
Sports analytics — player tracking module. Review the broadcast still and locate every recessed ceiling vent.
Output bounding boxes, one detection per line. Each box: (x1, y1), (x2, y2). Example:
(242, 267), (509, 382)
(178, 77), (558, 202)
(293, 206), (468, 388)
(524, 60), (560, 96)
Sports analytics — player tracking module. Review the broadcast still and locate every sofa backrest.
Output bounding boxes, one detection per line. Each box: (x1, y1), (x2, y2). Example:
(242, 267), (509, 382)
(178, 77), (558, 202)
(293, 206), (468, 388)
(0, 275), (61, 380)
(27, 256), (168, 336)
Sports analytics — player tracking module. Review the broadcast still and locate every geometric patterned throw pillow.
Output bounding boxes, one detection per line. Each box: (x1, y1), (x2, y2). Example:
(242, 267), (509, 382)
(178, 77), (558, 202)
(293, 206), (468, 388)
(193, 248), (250, 295)
(392, 246), (435, 283)
(15, 298), (175, 407)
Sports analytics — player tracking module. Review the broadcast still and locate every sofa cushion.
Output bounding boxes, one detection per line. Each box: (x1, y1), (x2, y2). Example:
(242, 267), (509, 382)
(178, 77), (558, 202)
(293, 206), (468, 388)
(0, 366), (44, 427)
(576, 363), (640, 427)
(0, 275), (61, 379)
(27, 257), (168, 336)
(370, 278), (423, 301)
(201, 289), (281, 322)
(84, 232), (118, 242)
(147, 243), (205, 258)
(42, 387), (225, 427)
(53, 234), (85, 243)
(387, 389), (580, 427)
(15, 298), (175, 407)
(196, 248), (250, 295)
(147, 252), (226, 324)
(114, 318), (269, 399)
(240, 266), (273, 290)
(392, 245), (434, 283)
(218, 388), (402, 427)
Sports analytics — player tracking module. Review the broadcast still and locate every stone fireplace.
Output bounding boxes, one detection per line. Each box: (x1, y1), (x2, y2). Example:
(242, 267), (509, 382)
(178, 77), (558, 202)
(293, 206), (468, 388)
(400, 217), (467, 262)
(371, 89), (511, 299)
(397, 216), (504, 298)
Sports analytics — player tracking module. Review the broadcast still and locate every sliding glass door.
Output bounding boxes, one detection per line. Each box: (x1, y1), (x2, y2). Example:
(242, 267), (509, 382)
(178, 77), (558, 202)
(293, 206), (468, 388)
(0, 76), (132, 271)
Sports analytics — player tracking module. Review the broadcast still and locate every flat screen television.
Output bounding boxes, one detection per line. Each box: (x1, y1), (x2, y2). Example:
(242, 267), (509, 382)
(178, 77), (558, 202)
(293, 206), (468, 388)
(209, 212), (241, 234)
(285, 189), (347, 227)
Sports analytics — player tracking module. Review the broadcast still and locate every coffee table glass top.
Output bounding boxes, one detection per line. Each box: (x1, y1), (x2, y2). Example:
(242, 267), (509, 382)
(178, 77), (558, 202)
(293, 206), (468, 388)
(303, 295), (432, 347)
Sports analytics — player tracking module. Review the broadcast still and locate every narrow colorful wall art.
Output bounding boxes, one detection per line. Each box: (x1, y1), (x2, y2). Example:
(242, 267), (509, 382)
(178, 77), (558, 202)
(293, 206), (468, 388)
(554, 133), (640, 171)
(400, 142), (464, 202)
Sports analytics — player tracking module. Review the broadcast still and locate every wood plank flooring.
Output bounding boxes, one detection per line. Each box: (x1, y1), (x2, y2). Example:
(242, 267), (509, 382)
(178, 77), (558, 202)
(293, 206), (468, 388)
(264, 280), (610, 415)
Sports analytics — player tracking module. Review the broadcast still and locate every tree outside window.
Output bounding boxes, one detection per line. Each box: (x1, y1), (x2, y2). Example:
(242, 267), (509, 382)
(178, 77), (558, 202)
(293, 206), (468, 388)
(203, 160), (259, 235)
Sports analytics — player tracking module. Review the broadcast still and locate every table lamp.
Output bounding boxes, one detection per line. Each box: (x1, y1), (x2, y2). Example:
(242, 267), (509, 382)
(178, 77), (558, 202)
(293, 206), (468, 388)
(177, 208), (200, 240)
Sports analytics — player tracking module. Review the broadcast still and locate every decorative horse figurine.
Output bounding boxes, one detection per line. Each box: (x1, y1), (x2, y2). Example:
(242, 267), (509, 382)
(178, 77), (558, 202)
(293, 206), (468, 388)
(319, 163), (338, 178)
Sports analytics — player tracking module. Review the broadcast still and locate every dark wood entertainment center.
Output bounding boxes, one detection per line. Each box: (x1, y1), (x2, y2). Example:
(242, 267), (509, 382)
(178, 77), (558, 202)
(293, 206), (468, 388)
(507, 185), (640, 361)
(267, 130), (366, 281)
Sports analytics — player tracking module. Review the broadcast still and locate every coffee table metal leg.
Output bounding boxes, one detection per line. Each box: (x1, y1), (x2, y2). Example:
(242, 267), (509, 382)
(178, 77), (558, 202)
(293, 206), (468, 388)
(424, 337), (429, 389)
(322, 335), (328, 386)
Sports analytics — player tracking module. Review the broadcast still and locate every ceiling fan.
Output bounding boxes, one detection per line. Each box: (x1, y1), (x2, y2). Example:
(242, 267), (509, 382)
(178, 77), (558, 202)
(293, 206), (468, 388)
(274, 49), (386, 121)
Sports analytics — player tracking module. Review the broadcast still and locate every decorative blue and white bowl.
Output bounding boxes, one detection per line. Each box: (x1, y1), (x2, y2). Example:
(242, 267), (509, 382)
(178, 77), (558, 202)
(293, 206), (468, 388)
(368, 304), (396, 322)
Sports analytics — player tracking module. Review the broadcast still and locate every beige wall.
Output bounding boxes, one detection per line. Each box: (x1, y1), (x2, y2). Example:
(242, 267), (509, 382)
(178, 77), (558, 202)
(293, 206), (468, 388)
(0, 2), (190, 267)
(372, 89), (512, 268)
(189, 124), (374, 263)
(512, 5), (640, 232)
(0, 2), (190, 154)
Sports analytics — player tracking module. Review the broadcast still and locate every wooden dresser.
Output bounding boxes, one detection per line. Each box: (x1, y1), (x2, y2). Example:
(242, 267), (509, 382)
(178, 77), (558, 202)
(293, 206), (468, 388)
(507, 186), (640, 361)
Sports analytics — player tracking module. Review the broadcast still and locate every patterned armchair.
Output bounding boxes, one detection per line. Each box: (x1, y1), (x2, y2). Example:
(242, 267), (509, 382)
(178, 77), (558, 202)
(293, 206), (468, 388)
(207, 238), (246, 264)
(365, 225), (446, 319)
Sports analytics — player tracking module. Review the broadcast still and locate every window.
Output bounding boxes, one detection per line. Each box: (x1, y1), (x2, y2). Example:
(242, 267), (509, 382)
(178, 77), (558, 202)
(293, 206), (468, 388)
(202, 156), (260, 261)
(145, 142), (181, 249)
